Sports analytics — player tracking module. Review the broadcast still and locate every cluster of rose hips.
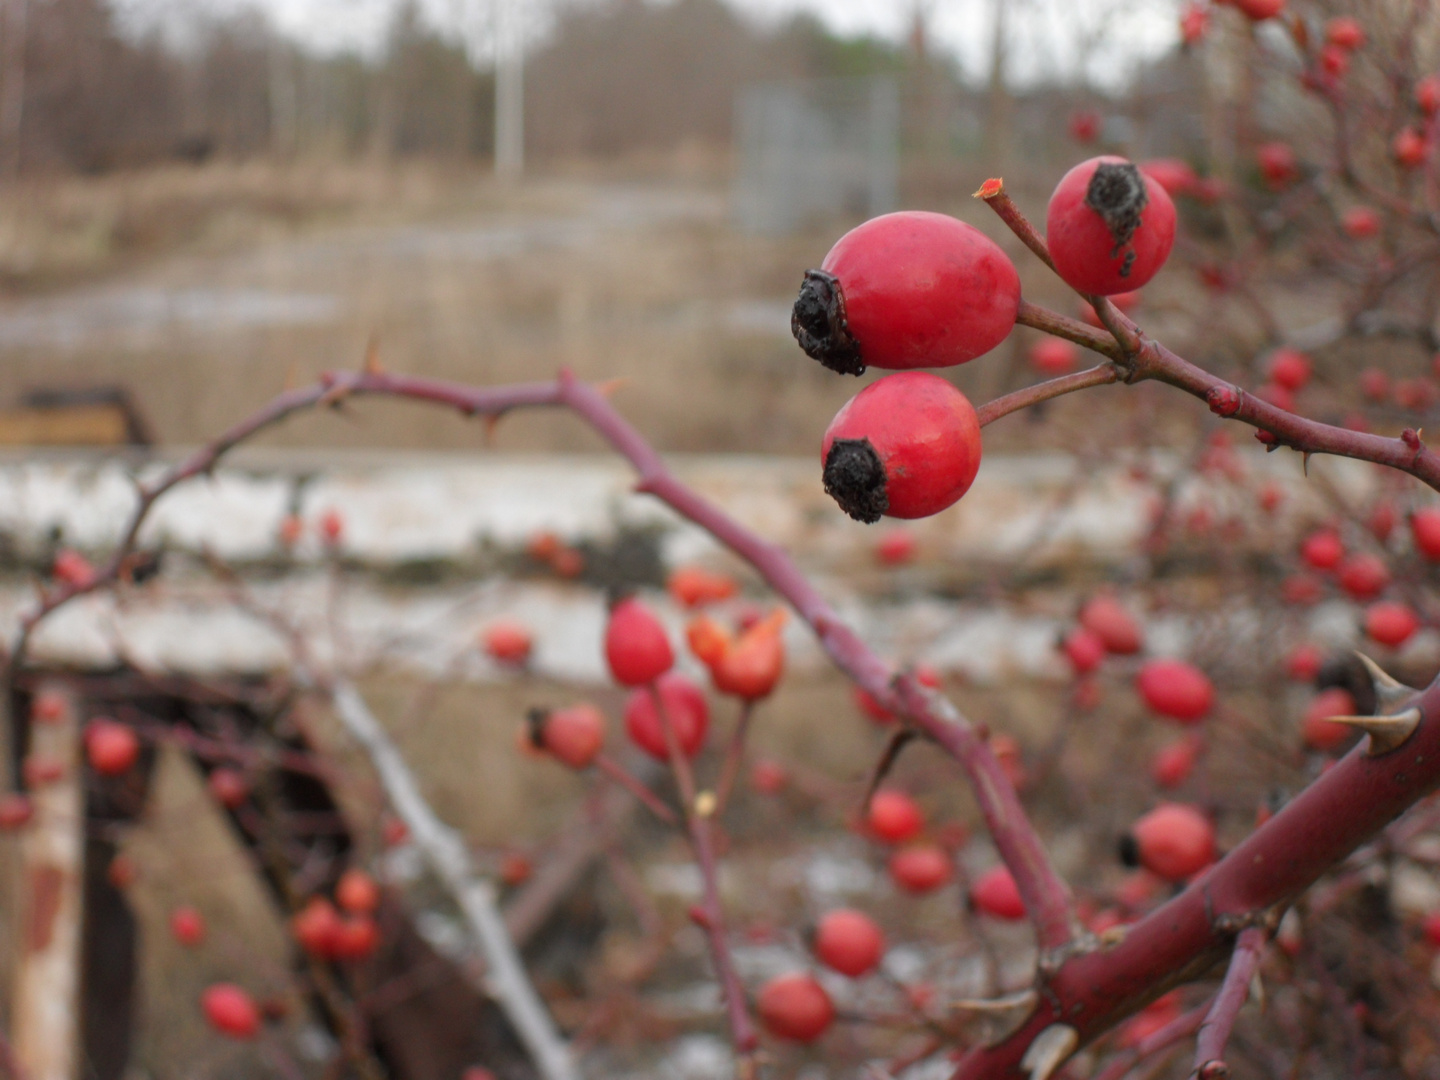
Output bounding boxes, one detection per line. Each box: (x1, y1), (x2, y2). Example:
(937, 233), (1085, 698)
(792, 154), (1175, 524)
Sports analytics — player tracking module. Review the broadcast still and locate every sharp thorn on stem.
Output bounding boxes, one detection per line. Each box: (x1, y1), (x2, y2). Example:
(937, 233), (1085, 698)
(1322, 707), (1422, 755)
(1354, 652), (1417, 711)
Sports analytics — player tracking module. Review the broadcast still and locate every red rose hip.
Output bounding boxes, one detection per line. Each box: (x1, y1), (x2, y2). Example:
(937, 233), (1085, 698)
(1136, 659), (1214, 724)
(813, 909), (885, 977)
(201, 983), (261, 1039)
(792, 211), (1021, 376)
(1122, 803), (1215, 882)
(821, 372), (982, 523)
(622, 673), (709, 761)
(970, 865), (1026, 920)
(757, 973), (834, 1042)
(86, 719), (139, 777)
(1046, 156), (1177, 295)
(604, 597), (673, 686)
(867, 789), (924, 844)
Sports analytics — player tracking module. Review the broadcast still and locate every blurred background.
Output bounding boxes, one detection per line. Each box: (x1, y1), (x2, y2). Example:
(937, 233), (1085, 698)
(0, 0), (1203, 455)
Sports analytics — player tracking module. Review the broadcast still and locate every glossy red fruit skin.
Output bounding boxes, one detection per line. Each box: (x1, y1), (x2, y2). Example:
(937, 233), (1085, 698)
(888, 845), (952, 894)
(1412, 508), (1440, 560)
(1046, 156), (1176, 296)
(171, 906), (206, 947)
(202, 983), (261, 1039)
(757, 973), (834, 1042)
(1080, 595), (1142, 654)
(604, 597), (674, 687)
(793, 211), (1020, 376)
(1268, 348), (1311, 391)
(1127, 803), (1215, 882)
(867, 790), (924, 845)
(0, 793), (33, 829)
(1366, 601), (1420, 647)
(336, 869), (380, 915)
(1303, 687), (1358, 752)
(86, 719), (139, 777)
(622, 673), (709, 761)
(814, 909), (886, 977)
(1136, 659), (1214, 724)
(537, 703), (605, 769)
(971, 865), (1026, 920)
(1338, 553), (1390, 601)
(821, 372), (982, 523)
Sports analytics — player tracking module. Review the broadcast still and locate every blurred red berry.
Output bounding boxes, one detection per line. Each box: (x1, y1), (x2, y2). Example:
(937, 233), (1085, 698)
(604, 597), (674, 687)
(201, 983), (260, 1039)
(867, 789), (924, 845)
(813, 909), (885, 977)
(757, 973), (834, 1042)
(1136, 659), (1214, 724)
(888, 845), (952, 894)
(971, 865), (1026, 920)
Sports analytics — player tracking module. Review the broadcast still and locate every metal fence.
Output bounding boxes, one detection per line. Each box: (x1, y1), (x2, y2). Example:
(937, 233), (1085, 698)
(733, 77), (899, 235)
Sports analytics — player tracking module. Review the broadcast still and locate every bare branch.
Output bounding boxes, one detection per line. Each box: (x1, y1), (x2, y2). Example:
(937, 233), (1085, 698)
(328, 680), (580, 1080)
(1193, 926), (1268, 1077)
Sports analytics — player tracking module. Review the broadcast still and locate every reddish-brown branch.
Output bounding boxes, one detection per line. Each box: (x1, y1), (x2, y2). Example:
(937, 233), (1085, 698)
(1014, 300), (1125, 360)
(651, 684), (759, 1073)
(977, 362), (1122, 427)
(985, 181), (1440, 496)
(594, 754), (678, 825)
(712, 699), (753, 816)
(1193, 926), (1267, 1075)
(951, 676), (1440, 1079)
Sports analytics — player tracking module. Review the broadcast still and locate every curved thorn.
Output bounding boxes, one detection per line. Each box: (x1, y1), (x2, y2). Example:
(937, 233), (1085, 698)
(1354, 652), (1417, 710)
(1021, 1023), (1078, 1080)
(1323, 707), (1422, 755)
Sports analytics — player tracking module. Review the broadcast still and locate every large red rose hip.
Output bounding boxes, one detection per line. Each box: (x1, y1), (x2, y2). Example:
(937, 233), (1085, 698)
(821, 372), (982, 523)
(623, 673), (709, 761)
(757, 973), (834, 1042)
(1047, 156), (1176, 296)
(792, 211), (1020, 376)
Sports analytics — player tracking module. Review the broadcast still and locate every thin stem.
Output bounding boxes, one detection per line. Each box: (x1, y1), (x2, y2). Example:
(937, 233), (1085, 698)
(1193, 926), (1268, 1075)
(974, 178), (1055, 271)
(1089, 1004), (1208, 1080)
(713, 700), (754, 816)
(977, 363), (1122, 428)
(594, 753), (678, 826)
(1014, 299), (1125, 360)
(650, 683), (760, 1070)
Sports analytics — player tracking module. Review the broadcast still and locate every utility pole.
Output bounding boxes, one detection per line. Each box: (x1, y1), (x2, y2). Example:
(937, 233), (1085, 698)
(494, 0), (523, 179)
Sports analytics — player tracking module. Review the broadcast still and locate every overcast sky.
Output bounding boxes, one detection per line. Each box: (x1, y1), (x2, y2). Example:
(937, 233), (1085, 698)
(113, 0), (1183, 90)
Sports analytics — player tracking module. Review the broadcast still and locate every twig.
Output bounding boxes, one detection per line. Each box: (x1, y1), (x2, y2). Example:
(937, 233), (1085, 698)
(976, 362), (1122, 427)
(651, 683), (760, 1074)
(328, 680), (580, 1080)
(594, 753), (677, 826)
(1089, 1004), (1208, 1080)
(713, 700), (754, 816)
(1193, 926), (1268, 1076)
